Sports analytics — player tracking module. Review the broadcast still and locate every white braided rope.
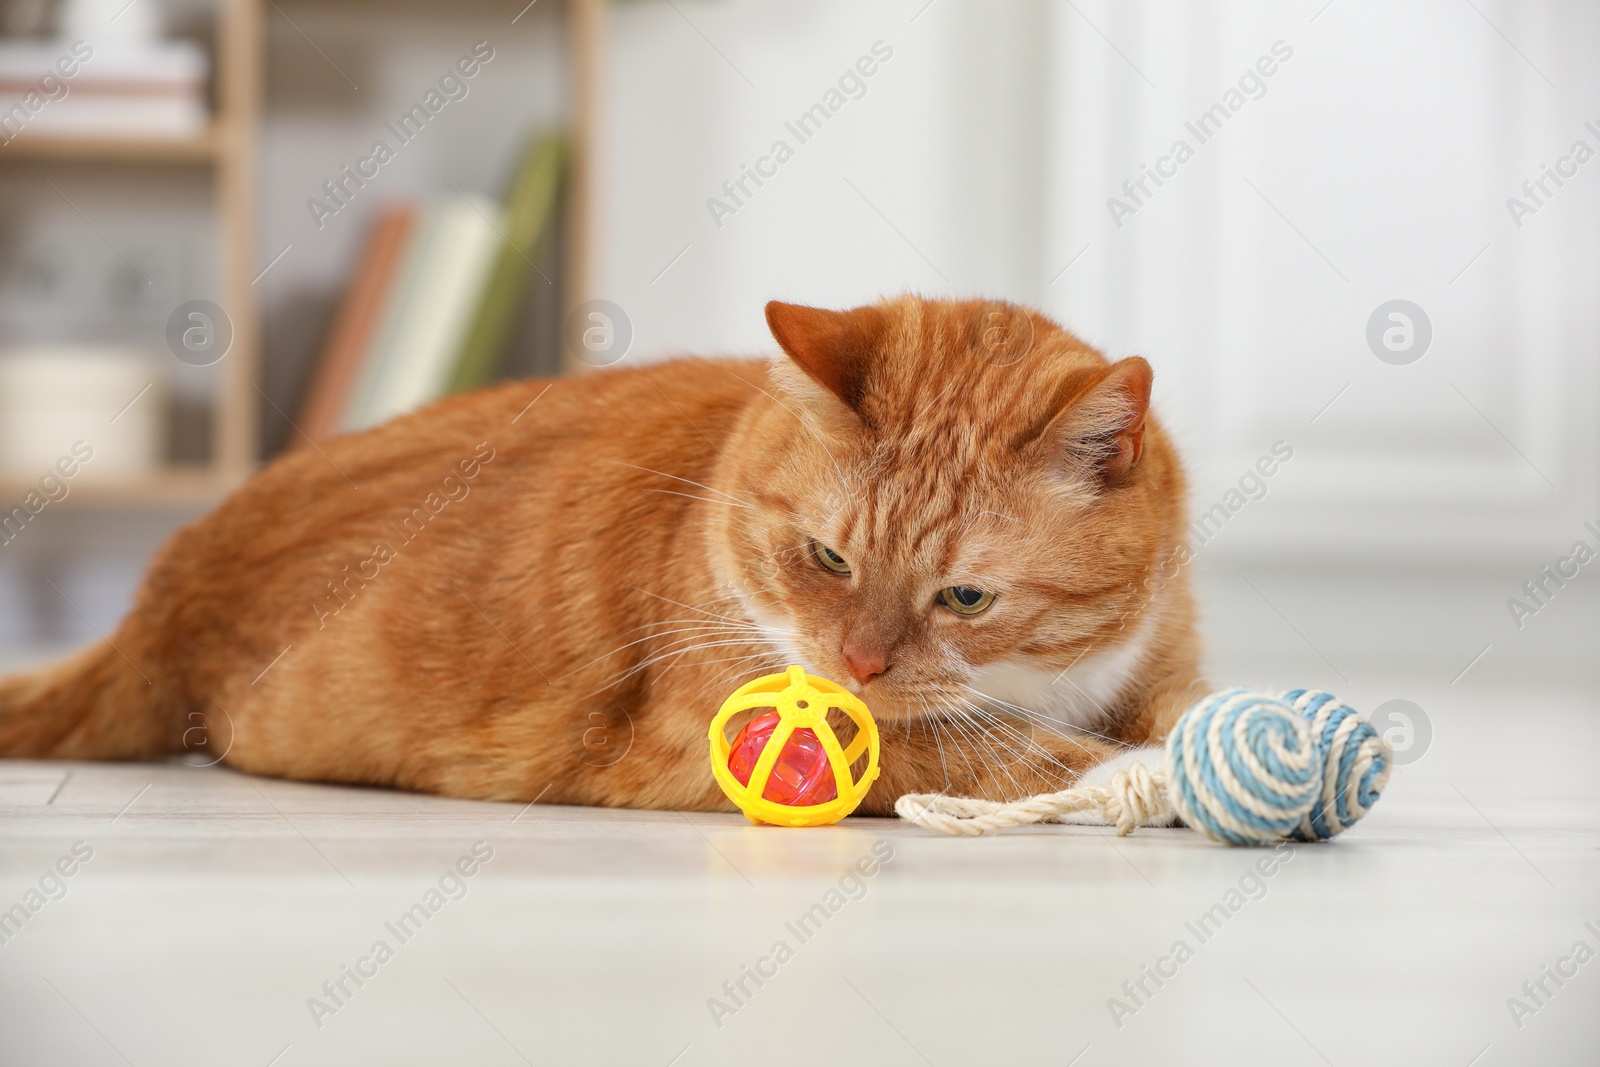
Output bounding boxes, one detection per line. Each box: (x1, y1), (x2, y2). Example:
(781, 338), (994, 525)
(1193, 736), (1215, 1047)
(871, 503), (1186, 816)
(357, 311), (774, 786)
(894, 762), (1174, 837)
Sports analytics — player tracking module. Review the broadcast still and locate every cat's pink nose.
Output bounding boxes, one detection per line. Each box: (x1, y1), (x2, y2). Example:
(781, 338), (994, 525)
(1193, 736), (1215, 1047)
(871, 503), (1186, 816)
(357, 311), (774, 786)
(843, 647), (888, 686)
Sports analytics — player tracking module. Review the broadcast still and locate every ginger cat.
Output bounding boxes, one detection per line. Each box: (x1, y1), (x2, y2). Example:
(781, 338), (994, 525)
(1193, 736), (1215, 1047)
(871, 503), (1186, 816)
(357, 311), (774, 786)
(0, 297), (1205, 814)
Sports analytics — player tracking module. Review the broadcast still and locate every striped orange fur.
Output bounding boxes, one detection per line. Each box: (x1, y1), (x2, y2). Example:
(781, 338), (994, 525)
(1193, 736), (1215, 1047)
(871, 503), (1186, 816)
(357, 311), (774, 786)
(0, 296), (1205, 813)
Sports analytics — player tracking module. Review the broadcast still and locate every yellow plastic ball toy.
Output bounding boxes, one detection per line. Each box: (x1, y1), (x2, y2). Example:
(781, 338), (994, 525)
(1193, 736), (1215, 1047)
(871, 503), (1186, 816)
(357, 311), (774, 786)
(708, 665), (881, 826)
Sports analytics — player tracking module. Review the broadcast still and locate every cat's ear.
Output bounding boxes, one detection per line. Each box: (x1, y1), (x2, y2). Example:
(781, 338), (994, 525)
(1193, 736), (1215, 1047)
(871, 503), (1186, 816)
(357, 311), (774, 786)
(1046, 356), (1153, 488)
(765, 301), (885, 410)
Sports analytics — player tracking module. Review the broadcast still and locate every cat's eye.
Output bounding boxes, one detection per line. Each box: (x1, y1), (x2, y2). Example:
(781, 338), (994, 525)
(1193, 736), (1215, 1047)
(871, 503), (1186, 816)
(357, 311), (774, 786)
(811, 542), (852, 575)
(939, 586), (994, 616)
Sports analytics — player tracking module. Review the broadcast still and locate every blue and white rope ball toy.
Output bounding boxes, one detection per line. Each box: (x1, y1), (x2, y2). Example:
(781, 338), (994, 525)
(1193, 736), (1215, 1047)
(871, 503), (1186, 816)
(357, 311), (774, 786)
(895, 688), (1393, 845)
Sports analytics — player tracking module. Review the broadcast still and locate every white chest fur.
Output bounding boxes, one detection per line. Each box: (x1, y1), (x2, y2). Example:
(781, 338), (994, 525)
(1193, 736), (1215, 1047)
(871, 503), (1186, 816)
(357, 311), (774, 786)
(966, 611), (1157, 735)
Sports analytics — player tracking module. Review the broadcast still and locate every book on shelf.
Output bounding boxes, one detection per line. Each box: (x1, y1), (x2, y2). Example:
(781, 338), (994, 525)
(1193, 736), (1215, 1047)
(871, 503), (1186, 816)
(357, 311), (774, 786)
(0, 40), (209, 140)
(448, 132), (567, 394)
(297, 206), (415, 443)
(296, 130), (569, 443)
(333, 206), (440, 436)
(339, 196), (502, 433)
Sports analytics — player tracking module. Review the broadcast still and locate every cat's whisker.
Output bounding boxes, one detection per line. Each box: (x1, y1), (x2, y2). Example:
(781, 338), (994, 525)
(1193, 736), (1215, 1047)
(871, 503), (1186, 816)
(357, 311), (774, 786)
(925, 693), (994, 793)
(957, 697), (1079, 786)
(937, 724), (982, 793)
(704, 647), (791, 692)
(608, 461), (756, 509)
(940, 701), (1029, 800)
(909, 649), (1052, 794)
(907, 682), (1075, 801)
(581, 634), (777, 697)
(955, 694), (1059, 763)
(576, 622), (760, 656)
(1046, 670), (1145, 745)
(665, 647), (790, 688)
(978, 705), (1101, 758)
(961, 683), (1134, 753)
(561, 622), (777, 679)
(628, 587), (753, 626)
(653, 628), (791, 667)
(622, 617), (766, 636)
(628, 637), (771, 676)
(960, 683), (1078, 730)
(929, 701), (991, 791)
(647, 488), (752, 509)
(917, 698), (952, 792)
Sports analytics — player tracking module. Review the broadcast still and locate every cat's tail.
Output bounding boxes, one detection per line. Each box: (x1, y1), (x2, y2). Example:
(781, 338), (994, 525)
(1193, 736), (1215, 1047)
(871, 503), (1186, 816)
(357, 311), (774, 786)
(0, 640), (177, 760)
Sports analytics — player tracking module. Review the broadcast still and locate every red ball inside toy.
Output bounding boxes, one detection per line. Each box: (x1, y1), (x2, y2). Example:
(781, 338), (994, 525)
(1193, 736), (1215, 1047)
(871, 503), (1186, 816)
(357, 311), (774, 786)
(727, 710), (837, 806)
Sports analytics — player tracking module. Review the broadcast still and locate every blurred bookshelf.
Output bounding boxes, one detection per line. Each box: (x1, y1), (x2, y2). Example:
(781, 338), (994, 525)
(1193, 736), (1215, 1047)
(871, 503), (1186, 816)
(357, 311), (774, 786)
(0, 0), (602, 511)
(0, 0), (260, 508)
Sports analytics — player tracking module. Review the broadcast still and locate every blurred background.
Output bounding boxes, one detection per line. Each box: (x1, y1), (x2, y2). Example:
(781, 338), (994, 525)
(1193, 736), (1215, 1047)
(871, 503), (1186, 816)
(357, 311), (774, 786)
(0, 0), (1594, 726)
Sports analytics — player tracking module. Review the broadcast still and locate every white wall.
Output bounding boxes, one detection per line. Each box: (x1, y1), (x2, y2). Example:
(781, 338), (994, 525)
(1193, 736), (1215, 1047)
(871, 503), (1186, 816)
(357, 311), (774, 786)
(598, 0), (1600, 566)
(596, 0), (1048, 353)
(1044, 0), (1600, 563)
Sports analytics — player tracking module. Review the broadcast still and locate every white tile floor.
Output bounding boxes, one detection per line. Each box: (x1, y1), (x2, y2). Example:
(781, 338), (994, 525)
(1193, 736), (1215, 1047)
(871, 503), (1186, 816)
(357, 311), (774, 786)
(1, 677), (1597, 1066)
